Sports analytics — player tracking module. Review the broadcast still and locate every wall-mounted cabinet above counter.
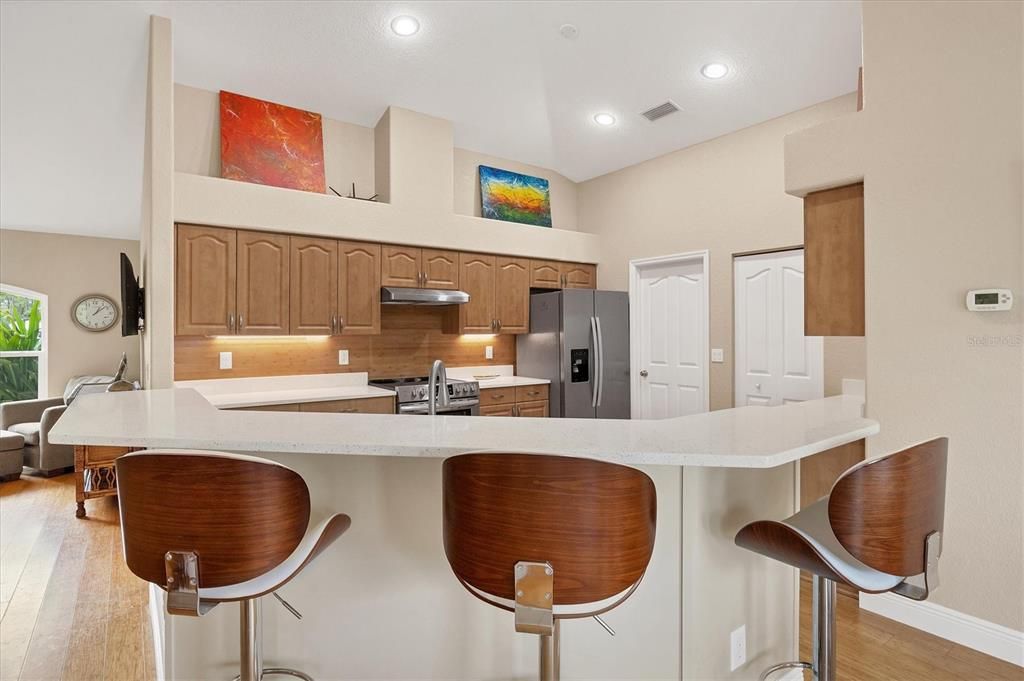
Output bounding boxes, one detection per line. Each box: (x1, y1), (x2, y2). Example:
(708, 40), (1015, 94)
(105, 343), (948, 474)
(175, 222), (595, 338)
(804, 182), (864, 336)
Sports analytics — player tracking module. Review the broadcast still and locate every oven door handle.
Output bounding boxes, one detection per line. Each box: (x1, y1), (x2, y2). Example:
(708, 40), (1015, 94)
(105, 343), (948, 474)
(399, 399), (479, 415)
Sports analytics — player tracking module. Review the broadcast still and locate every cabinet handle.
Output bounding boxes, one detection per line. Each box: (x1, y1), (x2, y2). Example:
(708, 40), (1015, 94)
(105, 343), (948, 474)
(238, 314), (244, 330)
(338, 316), (345, 332)
(497, 319), (502, 332)
(228, 312), (235, 332)
(513, 405), (520, 417)
(331, 314), (337, 335)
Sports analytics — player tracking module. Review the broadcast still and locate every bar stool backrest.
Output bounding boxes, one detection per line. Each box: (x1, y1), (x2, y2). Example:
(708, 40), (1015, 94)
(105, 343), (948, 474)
(116, 450), (311, 589)
(828, 437), (948, 577)
(442, 453), (656, 610)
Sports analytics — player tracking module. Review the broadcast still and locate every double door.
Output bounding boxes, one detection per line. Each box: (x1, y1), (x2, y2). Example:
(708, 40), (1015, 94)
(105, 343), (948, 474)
(290, 236), (381, 335)
(451, 254), (529, 334)
(176, 224), (380, 336)
(381, 246), (459, 290)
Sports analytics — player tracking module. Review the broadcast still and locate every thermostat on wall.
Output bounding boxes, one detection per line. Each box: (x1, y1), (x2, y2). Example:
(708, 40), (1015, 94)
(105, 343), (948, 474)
(966, 289), (1013, 311)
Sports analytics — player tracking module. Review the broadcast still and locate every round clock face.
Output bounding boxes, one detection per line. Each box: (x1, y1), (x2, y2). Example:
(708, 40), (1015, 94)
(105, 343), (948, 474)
(72, 295), (119, 332)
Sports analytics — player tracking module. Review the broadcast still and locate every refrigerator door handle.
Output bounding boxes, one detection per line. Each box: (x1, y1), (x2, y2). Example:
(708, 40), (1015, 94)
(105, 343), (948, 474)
(590, 316), (600, 408)
(595, 315), (606, 408)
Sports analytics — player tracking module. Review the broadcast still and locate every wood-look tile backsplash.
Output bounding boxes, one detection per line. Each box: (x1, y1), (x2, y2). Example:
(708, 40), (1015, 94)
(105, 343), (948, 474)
(174, 306), (516, 380)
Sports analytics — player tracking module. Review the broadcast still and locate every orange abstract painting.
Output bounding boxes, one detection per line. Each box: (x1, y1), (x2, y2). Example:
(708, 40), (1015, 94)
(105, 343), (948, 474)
(220, 91), (325, 193)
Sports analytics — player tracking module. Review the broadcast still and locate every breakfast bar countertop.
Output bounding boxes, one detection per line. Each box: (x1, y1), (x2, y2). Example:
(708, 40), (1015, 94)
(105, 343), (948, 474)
(50, 388), (877, 469)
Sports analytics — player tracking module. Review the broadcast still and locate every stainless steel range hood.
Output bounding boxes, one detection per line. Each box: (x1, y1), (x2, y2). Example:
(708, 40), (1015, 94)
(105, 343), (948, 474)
(380, 286), (470, 305)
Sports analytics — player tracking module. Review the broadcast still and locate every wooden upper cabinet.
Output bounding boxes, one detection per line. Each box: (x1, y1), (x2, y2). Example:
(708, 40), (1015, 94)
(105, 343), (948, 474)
(494, 257), (530, 334)
(530, 260), (563, 289)
(236, 231), (289, 335)
(804, 183), (864, 336)
(457, 253), (497, 334)
(381, 245), (421, 288)
(289, 236), (337, 335)
(422, 249), (460, 290)
(338, 240), (381, 335)
(562, 262), (597, 289)
(176, 225), (236, 336)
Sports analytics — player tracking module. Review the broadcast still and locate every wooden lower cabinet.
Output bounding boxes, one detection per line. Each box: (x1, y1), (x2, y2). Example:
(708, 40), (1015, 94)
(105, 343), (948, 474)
(479, 384), (549, 417)
(75, 445), (136, 518)
(298, 396), (395, 414)
(480, 404), (516, 417)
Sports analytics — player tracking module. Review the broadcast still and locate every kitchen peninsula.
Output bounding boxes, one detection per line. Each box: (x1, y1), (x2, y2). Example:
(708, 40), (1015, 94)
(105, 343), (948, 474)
(50, 388), (877, 680)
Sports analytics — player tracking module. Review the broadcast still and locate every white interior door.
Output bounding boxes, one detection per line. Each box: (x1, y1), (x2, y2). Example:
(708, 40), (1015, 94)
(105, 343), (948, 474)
(734, 250), (823, 406)
(631, 255), (708, 419)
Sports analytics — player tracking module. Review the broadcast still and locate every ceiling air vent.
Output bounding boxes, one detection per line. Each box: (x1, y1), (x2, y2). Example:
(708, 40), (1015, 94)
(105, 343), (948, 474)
(640, 100), (681, 122)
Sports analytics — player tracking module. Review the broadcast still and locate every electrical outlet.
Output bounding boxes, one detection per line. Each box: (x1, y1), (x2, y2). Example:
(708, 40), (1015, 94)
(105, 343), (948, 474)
(338, 349), (350, 366)
(219, 352), (232, 370)
(711, 348), (725, 363)
(485, 345), (494, 360)
(729, 625), (746, 671)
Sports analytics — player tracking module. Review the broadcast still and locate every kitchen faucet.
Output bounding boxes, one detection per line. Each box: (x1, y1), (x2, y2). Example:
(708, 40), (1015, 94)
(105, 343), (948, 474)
(427, 359), (450, 415)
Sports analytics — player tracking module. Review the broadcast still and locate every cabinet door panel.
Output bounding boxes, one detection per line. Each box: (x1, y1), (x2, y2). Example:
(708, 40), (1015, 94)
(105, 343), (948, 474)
(176, 225), (236, 336)
(298, 396), (395, 414)
(381, 245), (421, 287)
(289, 236), (338, 335)
(530, 260), (563, 289)
(237, 231), (290, 335)
(338, 241), (381, 335)
(480, 404), (515, 417)
(458, 253), (496, 334)
(480, 387), (515, 406)
(494, 257), (530, 334)
(562, 262), (597, 289)
(516, 400), (549, 418)
(422, 249), (460, 290)
(804, 183), (864, 336)
(515, 385), (549, 403)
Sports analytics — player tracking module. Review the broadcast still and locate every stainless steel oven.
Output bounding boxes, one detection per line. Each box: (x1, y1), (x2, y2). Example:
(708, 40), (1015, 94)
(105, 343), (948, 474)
(370, 376), (480, 416)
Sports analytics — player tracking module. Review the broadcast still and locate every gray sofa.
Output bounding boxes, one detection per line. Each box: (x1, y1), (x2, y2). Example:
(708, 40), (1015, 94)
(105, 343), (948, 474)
(0, 397), (73, 476)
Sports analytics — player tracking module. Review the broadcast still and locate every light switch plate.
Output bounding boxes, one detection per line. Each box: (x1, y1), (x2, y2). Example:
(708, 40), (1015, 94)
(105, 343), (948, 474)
(485, 346), (494, 360)
(219, 352), (232, 370)
(711, 348), (724, 363)
(338, 350), (349, 366)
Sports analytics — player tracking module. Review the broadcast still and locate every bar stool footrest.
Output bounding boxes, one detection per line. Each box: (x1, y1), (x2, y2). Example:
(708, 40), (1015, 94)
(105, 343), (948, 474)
(231, 668), (315, 681)
(759, 660), (811, 681)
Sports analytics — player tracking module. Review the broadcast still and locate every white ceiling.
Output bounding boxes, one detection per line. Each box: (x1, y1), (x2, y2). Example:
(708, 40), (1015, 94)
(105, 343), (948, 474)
(0, 1), (862, 240)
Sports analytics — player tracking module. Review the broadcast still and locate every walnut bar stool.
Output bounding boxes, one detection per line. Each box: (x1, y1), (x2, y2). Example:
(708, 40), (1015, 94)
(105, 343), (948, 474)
(442, 452), (657, 681)
(735, 437), (948, 681)
(115, 450), (351, 681)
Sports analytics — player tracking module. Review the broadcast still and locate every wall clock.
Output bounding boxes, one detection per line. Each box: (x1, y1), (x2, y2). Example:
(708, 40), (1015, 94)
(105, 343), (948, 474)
(71, 294), (119, 332)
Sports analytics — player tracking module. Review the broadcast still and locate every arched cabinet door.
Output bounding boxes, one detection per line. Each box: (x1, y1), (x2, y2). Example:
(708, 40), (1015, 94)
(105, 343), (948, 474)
(289, 236), (337, 335)
(457, 253), (496, 334)
(338, 240), (381, 335)
(237, 231), (290, 335)
(494, 257), (529, 334)
(176, 224), (237, 336)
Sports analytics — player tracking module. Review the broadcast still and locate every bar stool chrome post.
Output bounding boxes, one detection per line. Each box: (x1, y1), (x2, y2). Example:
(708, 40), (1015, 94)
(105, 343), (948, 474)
(115, 450), (351, 681)
(736, 438), (948, 681)
(442, 452), (657, 681)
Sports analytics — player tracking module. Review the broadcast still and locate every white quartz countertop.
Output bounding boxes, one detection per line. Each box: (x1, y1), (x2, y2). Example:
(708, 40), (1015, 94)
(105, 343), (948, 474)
(205, 386), (394, 409)
(472, 375), (550, 389)
(50, 388), (878, 469)
(444, 365), (549, 389)
(174, 372), (394, 409)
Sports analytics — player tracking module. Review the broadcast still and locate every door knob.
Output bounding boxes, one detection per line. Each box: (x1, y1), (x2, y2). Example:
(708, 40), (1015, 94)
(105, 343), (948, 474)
(639, 370), (648, 377)
(755, 383), (762, 390)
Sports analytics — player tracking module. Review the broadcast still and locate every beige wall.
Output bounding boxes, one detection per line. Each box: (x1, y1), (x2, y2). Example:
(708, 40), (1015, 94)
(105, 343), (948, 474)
(174, 83), (377, 200)
(786, 1), (1023, 632)
(579, 94), (859, 410)
(454, 148), (579, 231)
(0, 229), (141, 396)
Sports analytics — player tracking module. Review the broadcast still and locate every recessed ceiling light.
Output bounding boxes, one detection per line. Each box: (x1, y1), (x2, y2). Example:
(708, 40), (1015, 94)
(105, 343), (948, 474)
(390, 15), (420, 36)
(701, 63), (729, 79)
(593, 113), (616, 126)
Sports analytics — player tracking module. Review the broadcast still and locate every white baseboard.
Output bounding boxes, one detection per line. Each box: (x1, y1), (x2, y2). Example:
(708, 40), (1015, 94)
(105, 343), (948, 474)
(860, 592), (1024, 668)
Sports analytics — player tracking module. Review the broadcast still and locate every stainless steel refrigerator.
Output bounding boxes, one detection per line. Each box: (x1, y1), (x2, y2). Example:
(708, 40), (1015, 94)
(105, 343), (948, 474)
(516, 289), (629, 419)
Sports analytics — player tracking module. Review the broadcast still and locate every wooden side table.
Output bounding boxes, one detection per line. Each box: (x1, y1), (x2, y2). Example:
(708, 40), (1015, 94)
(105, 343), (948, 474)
(74, 445), (136, 518)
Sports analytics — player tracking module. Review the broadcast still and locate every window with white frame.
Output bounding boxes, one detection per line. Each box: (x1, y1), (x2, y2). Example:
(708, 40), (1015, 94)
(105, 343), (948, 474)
(0, 284), (48, 402)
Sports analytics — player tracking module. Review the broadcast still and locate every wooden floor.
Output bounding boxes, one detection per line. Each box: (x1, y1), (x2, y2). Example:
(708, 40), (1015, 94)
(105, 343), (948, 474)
(0, 474), (154, 681)
(0, 474), (1020, 681)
